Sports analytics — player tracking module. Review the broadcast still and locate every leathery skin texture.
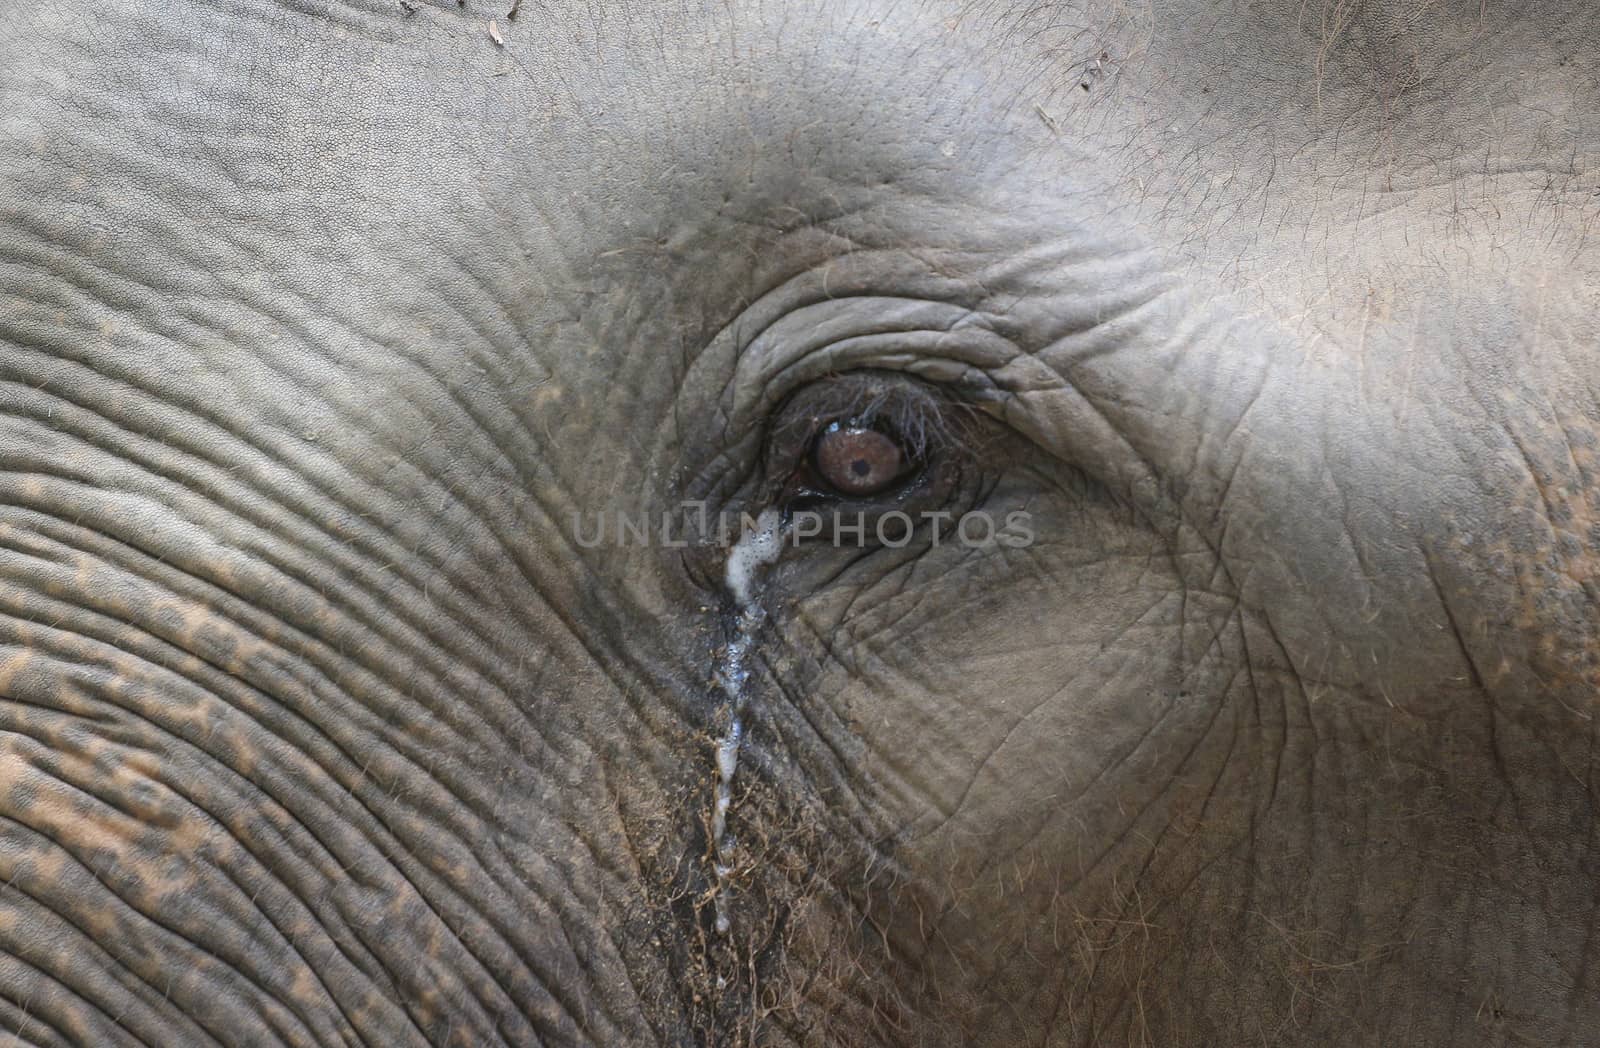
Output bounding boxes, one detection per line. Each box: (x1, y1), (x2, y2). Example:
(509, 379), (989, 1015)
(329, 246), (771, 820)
(0, 1), (1596, 1045)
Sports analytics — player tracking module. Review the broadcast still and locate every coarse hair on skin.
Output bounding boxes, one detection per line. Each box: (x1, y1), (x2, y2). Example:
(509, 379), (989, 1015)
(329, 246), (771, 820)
(767, 370), (982, 469)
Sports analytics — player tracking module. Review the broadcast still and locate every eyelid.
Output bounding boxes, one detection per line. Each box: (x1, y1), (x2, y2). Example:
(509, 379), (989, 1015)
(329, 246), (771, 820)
(759, 371), (971, 507)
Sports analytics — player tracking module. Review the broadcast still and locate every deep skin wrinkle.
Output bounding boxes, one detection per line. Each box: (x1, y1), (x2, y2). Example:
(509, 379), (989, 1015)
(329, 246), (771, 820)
(0, 1), (1596, 1045)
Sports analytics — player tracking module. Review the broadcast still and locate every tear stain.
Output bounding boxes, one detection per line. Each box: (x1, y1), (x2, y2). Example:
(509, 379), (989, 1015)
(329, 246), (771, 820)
(711, 506), (785, 935)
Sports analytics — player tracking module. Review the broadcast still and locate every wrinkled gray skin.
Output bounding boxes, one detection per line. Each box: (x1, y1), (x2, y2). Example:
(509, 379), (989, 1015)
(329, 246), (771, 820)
(1, 1), (1598, 1045)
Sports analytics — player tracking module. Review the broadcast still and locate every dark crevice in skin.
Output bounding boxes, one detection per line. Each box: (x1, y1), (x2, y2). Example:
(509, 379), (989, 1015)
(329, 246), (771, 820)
(0, 889), (178, 1048)
(1, 2), (1597, 1046)
(0, 364), (532, 761)
(0, 550), (601, 1043)
(0, 966), (100, 1048)
(0, 348), (707, 1036)
(0, 523), (439, 898)
(0, 516), (411, 832)
(0, 726), (345, 1044)
(0, 821), (249, 1048)
(0, 195), (664, 730)
(0, 341), (556, 739)
(0, 674), (420, 1044)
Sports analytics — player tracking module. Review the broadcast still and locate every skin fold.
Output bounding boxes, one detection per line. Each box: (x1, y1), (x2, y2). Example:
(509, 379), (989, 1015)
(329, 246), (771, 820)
(0, 0), (1595, 1044)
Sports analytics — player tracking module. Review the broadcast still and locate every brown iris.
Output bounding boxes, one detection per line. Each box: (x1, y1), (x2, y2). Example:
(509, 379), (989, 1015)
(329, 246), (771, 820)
(813, 423), (907, 496)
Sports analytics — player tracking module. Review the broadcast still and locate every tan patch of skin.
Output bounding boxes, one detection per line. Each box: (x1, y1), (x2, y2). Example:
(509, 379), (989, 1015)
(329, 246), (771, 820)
(10, 746), (190, 904)
(0, 1), (1594, 1046)
(0, 651), (30, 707)
(1501, 415), (1600, 697)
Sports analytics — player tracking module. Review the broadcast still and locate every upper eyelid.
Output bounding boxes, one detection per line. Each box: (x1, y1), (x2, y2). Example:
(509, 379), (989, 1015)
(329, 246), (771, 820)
(774, 376), (959, 452)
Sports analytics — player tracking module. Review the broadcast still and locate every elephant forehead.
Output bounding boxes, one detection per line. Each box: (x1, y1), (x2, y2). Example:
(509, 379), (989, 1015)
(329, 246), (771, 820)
(7, 0), (1593, 367)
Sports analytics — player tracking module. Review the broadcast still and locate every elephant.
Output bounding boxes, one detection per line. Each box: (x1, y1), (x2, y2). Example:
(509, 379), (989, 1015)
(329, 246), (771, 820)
(0, 0), (1596, 1044)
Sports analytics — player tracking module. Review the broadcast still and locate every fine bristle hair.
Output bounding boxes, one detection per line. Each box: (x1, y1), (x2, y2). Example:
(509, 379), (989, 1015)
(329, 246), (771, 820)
(784, 372), (974, 462)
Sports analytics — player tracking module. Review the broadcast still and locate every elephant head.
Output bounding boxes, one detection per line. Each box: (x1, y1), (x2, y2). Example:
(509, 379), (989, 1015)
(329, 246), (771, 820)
(1, 1), (1596, 1044)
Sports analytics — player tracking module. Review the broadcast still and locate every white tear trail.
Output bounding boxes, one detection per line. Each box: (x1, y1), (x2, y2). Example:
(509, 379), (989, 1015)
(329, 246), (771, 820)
(724, 507), (784, 607)
(710, 507), (784, 935)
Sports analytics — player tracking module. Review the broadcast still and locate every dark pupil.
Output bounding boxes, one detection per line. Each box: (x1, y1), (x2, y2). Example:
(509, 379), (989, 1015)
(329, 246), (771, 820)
(851, 459), (871, 476)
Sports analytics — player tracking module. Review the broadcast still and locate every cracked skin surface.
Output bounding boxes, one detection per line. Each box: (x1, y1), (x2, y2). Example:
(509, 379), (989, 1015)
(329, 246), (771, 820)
(0, 0), (1596, 1044)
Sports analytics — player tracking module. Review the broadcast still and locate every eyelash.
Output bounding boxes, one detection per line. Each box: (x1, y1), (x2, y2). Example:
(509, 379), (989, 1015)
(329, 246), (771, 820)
(762, 375), (966, 507)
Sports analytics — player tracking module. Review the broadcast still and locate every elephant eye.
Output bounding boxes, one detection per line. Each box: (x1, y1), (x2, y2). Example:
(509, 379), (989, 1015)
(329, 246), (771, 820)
(762, 372), (967, 513)
(811, 422), (910, 496)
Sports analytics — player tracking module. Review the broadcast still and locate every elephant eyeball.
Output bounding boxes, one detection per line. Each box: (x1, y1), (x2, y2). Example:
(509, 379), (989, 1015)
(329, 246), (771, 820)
(813, 423), (906, 496)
